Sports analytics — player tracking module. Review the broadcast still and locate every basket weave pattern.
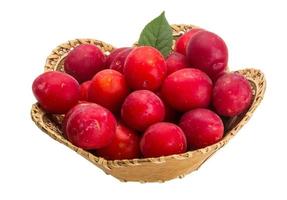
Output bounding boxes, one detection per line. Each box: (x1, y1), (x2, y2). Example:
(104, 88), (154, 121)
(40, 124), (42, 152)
(31, 24), (266, 182)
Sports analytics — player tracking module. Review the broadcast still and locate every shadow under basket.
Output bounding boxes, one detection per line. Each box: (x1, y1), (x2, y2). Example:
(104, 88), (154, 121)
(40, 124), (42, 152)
(31, 24), (266, 182)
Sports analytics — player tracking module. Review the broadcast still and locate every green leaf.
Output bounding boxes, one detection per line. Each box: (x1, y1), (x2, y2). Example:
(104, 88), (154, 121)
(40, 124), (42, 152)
(138, 11), (173, 58)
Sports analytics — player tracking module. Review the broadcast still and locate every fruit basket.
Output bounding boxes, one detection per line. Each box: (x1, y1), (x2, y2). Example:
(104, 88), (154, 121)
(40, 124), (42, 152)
(31, 24), (266, 182)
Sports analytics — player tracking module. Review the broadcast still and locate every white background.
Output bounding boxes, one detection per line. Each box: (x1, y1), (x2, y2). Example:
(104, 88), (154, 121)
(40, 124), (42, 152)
(0, 0), (286, 199)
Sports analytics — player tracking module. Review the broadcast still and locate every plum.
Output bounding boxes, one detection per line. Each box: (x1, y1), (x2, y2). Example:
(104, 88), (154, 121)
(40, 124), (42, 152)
(62, 102), (89, 138)
(110, 48), (132, 73)
(121, 90), (165, 131)
(186, 30), (228, 81)
(96, 123), (141, 160)
(88, 69), (129, 112)
(32, 71), (79, 114)
(124, 46), (167, 91)
(161, 68), (213, 112)
(166, 52), (190, 75)
(79, 80), (91, 101)
(140, 122), (187, 157)
(64, 44), (106, 83)
(65, 103), (116, 149)
(213, 73), (252, 117)
(106, 47), (129, 67)
(175, 28), (203, 55)
(179, 108), (224, 149)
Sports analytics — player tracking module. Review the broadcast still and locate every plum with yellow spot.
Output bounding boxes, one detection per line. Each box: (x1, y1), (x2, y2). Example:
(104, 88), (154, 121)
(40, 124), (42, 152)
(88, 69), (129, 112)
(124, 46), (167, 91)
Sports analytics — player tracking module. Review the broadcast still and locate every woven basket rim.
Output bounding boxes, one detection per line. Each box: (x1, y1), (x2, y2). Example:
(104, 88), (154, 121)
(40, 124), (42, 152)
(31, 24), (266, 170)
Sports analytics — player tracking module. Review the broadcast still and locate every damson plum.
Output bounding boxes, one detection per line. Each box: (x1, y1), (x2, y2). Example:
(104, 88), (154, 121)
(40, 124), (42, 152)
(65, 103), (116, 150)
(179, 108), (224, 149)
(121, 90), (165, 131)
(32, 71), (79, 114)
(140, 122), (187, 157)
(161, 68), (213, 112)
(213, 73), (252, 117)
(96, 123), (141, 160)
(186, 30), (228, 81)
(124, 46), (167, 91)
(64, 44), (106, 83)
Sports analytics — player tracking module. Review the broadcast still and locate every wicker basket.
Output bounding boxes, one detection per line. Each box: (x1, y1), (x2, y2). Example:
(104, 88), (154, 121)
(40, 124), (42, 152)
(31, 24), (266, 182)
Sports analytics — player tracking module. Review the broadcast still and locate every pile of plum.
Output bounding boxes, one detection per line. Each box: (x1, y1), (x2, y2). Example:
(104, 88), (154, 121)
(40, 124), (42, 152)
(32, 29), (252, 160)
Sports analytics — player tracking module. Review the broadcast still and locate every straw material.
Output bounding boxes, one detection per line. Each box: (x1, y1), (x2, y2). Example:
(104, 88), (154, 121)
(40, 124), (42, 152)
(31, 24), (266, 182)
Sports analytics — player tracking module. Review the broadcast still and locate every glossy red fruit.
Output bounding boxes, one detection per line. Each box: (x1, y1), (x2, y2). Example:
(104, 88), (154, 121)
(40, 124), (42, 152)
(66, 103), (116, 150)
(88, 69), (129, 112)
(161, 68), (213, 112)
(121, 90), (165, 131)
(79, 80), (91, 101)
(186, 30), (228, 81)
(175, 28), (203, 55)
(166, 52), (190, 75)
(140, 122), (187, 158)
(106, 47), (129, 67)
(124, 46), (167, 91)
(32, 71), (79, 114)
(96, 123), (141, 160)
(213, 73), (252, 117)
(179, 108), (224, 149)
(110, 48), (132, 73)
(62, 102), (89, 138)
(64, 44), (106, 83)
